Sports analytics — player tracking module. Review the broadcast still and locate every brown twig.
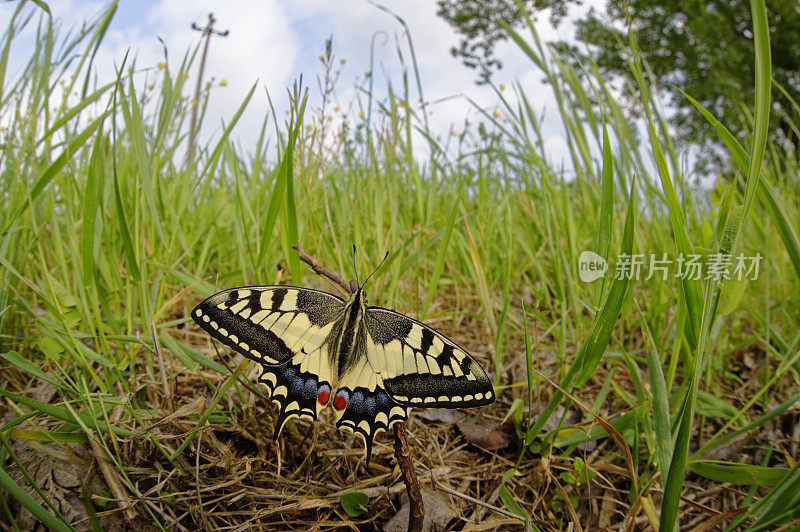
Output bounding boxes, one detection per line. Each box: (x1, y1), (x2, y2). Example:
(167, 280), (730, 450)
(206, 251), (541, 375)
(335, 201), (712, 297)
(429, 470), (524, 525)
(292, 240), (425, 532)
(292, 241), (352, 294)
(394, 421), (424, 532)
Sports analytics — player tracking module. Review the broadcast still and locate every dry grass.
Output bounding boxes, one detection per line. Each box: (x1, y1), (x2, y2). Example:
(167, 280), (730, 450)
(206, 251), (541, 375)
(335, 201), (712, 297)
(4, 286), (795, 531)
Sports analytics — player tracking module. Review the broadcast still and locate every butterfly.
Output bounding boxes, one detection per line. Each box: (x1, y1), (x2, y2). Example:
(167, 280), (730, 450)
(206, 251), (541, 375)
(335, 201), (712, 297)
(191, 284), (495, 458)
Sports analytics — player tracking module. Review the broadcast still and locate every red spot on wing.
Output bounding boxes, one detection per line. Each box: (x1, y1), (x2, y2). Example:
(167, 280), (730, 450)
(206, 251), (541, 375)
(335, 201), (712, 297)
(317, 387), (330, 405)
(333, 392), (348, 411)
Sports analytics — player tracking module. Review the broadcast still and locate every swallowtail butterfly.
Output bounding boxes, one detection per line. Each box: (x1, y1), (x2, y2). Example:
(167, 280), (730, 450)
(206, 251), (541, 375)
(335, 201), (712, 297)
(191, 285), (495, 457)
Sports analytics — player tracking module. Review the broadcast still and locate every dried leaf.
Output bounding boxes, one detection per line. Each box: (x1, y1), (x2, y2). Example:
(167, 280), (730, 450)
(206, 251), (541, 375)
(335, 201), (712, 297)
(416, 408), (466, 424)
(456, 419), (510, 451)
(384, 488), (457, 532)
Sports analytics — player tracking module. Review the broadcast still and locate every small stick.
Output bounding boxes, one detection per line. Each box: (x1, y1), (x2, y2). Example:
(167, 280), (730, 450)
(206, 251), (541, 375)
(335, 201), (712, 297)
(136, 324), (173, 410)
(292, 240), (425, 532)
(293, 241), (352, 294)
(151, 321), (173, 410)
(429, 471), (526, 525)
(394, 421), (424, 532)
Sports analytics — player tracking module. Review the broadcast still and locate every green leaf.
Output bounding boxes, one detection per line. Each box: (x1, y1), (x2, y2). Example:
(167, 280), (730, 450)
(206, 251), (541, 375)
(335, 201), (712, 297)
(9, 429), (89, 443)
(636, 305), (673, 482)
(741, 461), (800, 531)
(560, 471), (576, 485)
(499, 469), (530, 522)
(1, 351), (67, 391)
(340, 491), (369, 518)
(595, 120), (615, 304)
(81, 132), (107, 286)
(696, 390), (740, 419)
(159, 333), (230, 375)
(689, 460), (788, 487)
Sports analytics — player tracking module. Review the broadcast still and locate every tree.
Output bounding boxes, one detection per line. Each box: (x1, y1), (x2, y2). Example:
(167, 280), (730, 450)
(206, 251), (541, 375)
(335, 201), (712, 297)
(437, 0), (800, 168)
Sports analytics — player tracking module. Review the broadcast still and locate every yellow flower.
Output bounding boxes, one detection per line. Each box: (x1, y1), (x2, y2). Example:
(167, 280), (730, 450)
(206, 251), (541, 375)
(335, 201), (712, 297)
(220, 79), (227, 86)
(319, 54), (325, 61)
(334, 106), (340, 112)
(340, 58), (346, 64)
(306, 124), (314, 130)
(493, 110), (500, 117)
(157, 62), (166, 69)
(358, 112), (364, 118)
(364, 72), (371, 78)
(148, 84), (155, 90)
(499, 83), (506, 90)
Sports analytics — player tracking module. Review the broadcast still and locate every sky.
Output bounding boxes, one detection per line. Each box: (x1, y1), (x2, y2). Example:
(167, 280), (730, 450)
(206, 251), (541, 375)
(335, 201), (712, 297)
(1, 0), (600, 166)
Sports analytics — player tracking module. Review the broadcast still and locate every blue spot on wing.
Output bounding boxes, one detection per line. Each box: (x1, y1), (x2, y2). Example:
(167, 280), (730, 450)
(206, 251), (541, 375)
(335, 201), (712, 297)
(257, 359), (330, 441)
(335, 386), (406, 461)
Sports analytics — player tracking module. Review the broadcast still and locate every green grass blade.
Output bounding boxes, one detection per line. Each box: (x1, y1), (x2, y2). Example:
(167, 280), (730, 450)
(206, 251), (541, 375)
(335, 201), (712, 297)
(81, 131), (106, 286)
(530, 178), (636, 437)
(0, 388), (132, 437)
(742, 0), (771, 220)
(283, 89), (307, 283)
(595, 121), (614, 304)
(688, 460), (788, 487)
(4, 109), (110, 233)
(730, 459), (800, 531)
(0, 466), (74, 532)
(420, 183), (463, 318)
(1, 351), (69, 391)
(636, 305), (672, 480)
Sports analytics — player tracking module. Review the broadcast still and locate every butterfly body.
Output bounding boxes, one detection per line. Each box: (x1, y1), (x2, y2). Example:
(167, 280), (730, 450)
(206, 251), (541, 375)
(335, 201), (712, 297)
(192, 285), (494, 457)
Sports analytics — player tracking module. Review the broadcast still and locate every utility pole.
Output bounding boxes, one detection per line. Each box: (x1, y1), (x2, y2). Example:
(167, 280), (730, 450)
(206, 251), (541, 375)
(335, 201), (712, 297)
(188, 13), (229, 162)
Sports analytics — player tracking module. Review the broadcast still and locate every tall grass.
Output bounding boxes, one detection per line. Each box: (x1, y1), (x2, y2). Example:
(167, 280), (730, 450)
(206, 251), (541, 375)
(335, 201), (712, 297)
(0, 0), (798, 529)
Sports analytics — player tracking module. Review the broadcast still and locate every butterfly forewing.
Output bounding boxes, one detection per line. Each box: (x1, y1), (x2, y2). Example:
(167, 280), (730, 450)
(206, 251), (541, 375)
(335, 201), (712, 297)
(192, 286), (344, 366)
(364, 308), (495, 408)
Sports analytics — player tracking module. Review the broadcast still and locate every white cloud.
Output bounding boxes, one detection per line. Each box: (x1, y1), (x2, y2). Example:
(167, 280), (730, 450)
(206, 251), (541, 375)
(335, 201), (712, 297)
(1, 0), (588, 169)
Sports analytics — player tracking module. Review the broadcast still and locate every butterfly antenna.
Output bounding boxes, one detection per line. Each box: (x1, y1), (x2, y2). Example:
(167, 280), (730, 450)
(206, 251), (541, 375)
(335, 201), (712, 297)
(351, 245), (360, 287)
(362, 251), (389, 290)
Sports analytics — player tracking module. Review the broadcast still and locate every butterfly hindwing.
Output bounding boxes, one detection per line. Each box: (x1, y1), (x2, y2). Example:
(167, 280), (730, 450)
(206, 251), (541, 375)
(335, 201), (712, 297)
(364, 308), (495, 408)
(258, 356), (321, 438)
(332, 355), (407, 457)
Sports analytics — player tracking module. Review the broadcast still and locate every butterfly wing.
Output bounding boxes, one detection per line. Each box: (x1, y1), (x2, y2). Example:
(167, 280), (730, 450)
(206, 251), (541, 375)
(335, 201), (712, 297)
(192, 286), (345, 436)
(364, 307), (495, 408)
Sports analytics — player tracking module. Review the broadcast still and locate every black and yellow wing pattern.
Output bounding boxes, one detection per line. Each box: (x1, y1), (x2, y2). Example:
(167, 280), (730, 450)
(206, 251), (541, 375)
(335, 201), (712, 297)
(192, 285), (494, 458)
